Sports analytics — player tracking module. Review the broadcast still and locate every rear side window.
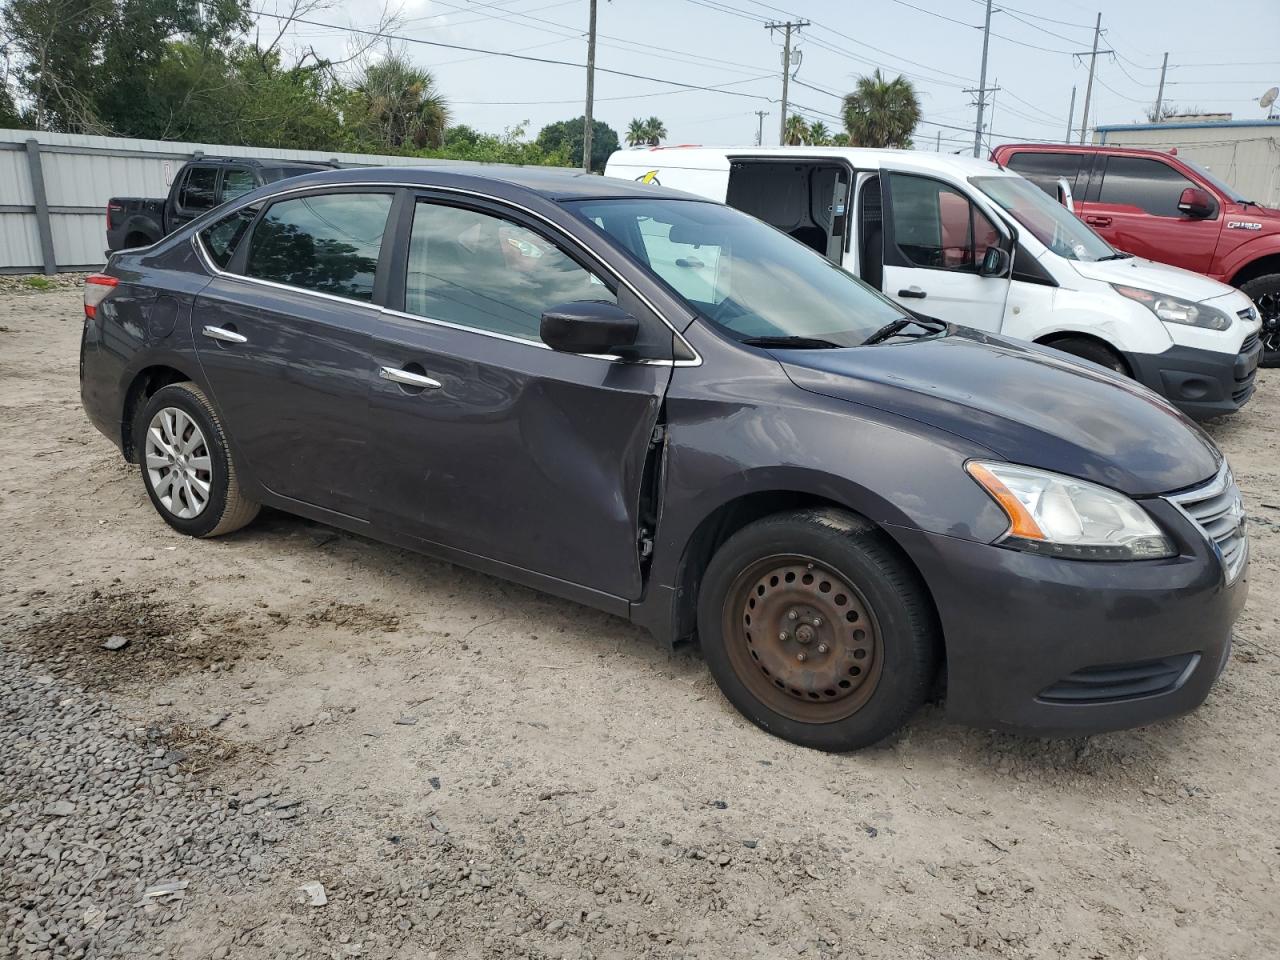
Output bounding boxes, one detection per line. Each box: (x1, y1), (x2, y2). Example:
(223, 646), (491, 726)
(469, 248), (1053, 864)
(179, 166), (219, 212)
(221, 168), (256, 203)
(1004, 151), (1084, 197)
(200, 207), (257, 269)
(889, 173), (1000, 270)
(1098, 157), (1201, 218)
(244, 192), (392, 301)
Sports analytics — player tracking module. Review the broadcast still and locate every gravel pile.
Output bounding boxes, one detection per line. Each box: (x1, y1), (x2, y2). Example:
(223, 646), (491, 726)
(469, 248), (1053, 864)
(0, 646), (293, 960)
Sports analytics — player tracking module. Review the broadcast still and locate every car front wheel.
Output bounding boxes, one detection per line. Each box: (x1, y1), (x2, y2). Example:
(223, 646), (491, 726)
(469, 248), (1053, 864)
(697, 509), (939, 752)
(1240, 273), (1280, 367)
(136, 381), (259, 538)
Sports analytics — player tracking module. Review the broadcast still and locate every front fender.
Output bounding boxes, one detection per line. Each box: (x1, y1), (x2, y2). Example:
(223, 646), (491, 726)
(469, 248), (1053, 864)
(1219, 234), (1280, 285)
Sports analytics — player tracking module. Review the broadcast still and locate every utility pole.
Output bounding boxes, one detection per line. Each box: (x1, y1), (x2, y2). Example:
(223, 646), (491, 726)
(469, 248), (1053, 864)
(1076, 12), (1107, 145)
(754, 110), (770, 146)
(936, 130), (942, 152)
(1065, 85), (1076, 141)
(766, 20), (809, 145)
(970, 0), (994, 157)
(1153, 52), (1169, 123)
(582, 0), (598, 173)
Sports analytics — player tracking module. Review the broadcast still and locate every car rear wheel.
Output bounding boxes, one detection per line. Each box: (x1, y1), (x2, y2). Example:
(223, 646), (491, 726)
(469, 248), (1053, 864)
(1240, 273), (1280, 367)
(697, 509), (938, 752)
(137, 382), (259, 538)
(1046, 336), (1128, 375)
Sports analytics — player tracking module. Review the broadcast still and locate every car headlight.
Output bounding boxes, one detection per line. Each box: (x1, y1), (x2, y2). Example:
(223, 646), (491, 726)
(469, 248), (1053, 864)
(967, 461), (1175, 560)
(1112, 284), (1232, 331)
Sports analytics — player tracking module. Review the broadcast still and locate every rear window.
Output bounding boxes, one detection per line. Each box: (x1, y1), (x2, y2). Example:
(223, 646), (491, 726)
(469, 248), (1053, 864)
(1004, 151), (1085, 198)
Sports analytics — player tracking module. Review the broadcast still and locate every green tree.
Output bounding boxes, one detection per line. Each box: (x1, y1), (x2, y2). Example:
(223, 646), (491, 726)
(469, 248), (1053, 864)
(536, 116), (618, 172)
(807, 121), (832, 146)
(350, 52), (449, 150)
(842, 69), (920, 148)
(625, 117), (647, 147)
(641, 115), (667, 145)
(783, 113), (809, 146)
(425, 122), (570, 166)
(0, 81), (24, 128)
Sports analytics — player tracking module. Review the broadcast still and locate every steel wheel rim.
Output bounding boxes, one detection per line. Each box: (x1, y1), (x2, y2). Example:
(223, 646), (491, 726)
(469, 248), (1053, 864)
(145, 407), (212, 519)
(1256, 291), (1280, 353)
(722, 554), (884, 725)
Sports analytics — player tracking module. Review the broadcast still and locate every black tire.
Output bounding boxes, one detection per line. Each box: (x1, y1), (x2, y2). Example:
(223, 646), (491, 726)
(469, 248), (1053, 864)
(1240, 273), (1280, 368)
(136, 381), (259, 538)
(696, 508), (939, 752)
(1046, 336), (1128, 375)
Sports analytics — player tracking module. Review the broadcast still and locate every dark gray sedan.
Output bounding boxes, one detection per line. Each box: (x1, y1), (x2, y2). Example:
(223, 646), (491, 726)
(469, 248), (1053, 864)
(79, 166), (1248, 751)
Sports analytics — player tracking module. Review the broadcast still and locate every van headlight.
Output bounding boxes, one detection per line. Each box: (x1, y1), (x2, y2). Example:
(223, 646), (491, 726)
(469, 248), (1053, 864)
(1112, 284), (1232, 331)
(967, 461), (1175, 560)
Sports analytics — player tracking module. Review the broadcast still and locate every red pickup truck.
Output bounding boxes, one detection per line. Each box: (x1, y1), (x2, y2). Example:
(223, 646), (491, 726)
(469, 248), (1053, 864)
(991, 143), (1279, 364)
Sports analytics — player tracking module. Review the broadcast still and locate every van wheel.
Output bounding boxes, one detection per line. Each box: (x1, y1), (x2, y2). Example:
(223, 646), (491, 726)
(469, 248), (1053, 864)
(696, 509), (938, 752)
(1240, 274), (1280, 367)
(1046, 336), (1128, 375)
(136, 382), (259, 538)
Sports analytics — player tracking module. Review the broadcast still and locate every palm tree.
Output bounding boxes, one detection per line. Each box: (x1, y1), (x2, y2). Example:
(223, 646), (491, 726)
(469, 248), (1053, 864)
(831, 132), (850, 146)
(783, 113), (809, 146)
(354, 53), (449, 150)
(626, 118), (648, 147)
(807, 121), (832, 146)
(643, 116), (668, 146)
(842, 70), (920, 149)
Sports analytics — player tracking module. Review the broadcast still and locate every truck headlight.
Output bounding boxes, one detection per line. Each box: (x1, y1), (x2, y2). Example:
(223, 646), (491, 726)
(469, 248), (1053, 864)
(967, 461), (1175, 560)
(1112, 284), (1232, 331)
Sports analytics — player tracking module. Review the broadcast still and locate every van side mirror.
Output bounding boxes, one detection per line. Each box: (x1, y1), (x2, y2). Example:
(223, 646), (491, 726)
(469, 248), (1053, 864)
(1177, 187), (1215, 219)
(540, 300), (640, 356)
(979, 245), (1012, 278)
(1055, 177), (1075, 213)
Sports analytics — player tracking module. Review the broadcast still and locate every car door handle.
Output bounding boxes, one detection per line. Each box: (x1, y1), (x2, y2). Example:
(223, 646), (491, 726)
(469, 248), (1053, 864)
(897, 286), (927, 299)
(1085, 215), (1112, 227)
(202, 325), (247, 344)
(379, 366), (442, 390)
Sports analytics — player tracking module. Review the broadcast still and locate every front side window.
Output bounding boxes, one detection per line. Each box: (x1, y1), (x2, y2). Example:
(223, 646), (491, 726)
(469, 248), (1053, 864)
(1099, 156), (1202, 218)
(889, 174), (1000, 270)
(221, 168), (256, 203)
(404, 201), (614, 341)
(179, 166), (219, 212)
(1004, 152), (1084, 197)
(245, 192), (392, 301)
(200, 207), (257, 269)
(570, 197), (907, 347)
(973, 175), (1116, 262)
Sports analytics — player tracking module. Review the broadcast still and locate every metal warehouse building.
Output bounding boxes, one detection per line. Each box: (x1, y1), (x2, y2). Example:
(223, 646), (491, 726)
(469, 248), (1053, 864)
(1093, 118), (1280, 208)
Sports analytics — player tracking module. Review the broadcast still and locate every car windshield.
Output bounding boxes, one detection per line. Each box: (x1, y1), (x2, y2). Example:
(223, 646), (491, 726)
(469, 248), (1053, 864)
(566, 197), (909, 347)
(971, 175), (1116, 262)
(1179, 158), (1249, 203)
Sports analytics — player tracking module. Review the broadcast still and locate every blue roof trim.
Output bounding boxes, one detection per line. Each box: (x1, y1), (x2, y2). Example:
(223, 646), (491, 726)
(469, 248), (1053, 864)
(1095, 119), (1280, 132)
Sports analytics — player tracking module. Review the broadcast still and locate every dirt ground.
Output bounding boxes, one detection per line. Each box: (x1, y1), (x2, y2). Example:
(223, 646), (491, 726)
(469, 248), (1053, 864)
(2, 287), (1278, 960)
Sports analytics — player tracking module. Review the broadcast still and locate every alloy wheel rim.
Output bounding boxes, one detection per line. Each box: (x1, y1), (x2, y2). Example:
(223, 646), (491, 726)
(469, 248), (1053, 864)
(722, 555), (883, 724)
(145, 407), (212, 519)
(1256, 291), (1280, 353)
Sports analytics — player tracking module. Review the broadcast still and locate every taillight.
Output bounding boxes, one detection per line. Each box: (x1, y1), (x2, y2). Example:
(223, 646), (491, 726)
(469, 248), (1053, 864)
(84, 274), (118, 318)
(106, 203), (123, 230)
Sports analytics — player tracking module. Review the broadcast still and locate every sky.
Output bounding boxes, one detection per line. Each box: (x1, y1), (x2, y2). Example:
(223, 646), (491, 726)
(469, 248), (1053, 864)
(271, 0), (1280, 152)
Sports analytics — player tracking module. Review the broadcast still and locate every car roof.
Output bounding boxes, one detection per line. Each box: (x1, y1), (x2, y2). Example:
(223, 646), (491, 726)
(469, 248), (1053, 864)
(192, 157), (338, 169)
(606, 145), (1011, 179)
(278, 163), (704, 202)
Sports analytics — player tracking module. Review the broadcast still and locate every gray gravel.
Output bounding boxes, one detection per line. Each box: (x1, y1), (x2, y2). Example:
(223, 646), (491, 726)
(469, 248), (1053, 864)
(0, 647), (293, 960)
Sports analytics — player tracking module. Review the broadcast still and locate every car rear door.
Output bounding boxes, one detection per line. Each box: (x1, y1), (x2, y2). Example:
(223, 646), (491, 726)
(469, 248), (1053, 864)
(167, 164), (221, 232)
(880, 172), (1012, 331)
(1076, 154), (1220, 273)
(367, 191), (672, 601)
(191, 188), (398, 521)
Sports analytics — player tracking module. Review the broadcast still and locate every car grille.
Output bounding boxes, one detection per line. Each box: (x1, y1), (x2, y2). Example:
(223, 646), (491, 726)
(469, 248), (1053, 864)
(1039, 653), (1198, 703)
(1240, 331), (1259, 353)
(1166, 463), (1248, 584)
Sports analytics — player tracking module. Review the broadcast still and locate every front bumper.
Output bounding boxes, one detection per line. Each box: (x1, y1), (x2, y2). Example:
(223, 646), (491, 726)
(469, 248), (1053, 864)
(888, 499), (1248, 736)
(1124, 337), (1261, 420)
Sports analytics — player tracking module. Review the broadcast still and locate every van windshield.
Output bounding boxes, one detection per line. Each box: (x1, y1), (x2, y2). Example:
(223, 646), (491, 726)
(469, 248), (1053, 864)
(567, 197), (909, 347)
(971, 175), (1117, 262)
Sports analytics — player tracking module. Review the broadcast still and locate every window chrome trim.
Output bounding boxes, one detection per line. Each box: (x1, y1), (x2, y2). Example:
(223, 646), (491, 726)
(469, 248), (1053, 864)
(191, 179), (702, 368)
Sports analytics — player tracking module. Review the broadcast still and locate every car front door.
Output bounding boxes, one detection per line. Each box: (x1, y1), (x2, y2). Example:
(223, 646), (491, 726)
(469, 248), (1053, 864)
(881, 172), (1011, 331)
(191, 188), (397, 521)
(1077, 154), (1221, 273)
(368, 193), (672, 601)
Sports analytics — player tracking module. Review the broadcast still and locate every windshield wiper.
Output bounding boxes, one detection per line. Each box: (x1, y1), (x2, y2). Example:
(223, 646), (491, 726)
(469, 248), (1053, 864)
(1096, 252), (1134, 261)
(740, 335), (842, 349)
(862, 316), (947, 346)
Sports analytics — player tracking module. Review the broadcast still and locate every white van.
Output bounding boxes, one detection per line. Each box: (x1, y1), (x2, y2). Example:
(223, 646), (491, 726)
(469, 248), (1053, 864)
(604, 146), (1263, 419)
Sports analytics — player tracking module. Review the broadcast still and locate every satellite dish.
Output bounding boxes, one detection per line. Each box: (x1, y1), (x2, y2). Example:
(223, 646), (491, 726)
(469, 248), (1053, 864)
(1261, 86), (1279, 109)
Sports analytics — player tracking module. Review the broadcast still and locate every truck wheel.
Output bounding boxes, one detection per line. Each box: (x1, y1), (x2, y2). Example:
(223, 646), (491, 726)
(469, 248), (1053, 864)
(696, 509), (939, 752)
(1240, 274), (1280, 367)
(136, 382), (259, 538)
(1045, 336), (1128, 375)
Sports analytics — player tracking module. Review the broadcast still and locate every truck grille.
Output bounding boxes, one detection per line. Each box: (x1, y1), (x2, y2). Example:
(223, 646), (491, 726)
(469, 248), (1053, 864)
(1166, 463), (1248, 584)
(1039, 653), (1198, 703)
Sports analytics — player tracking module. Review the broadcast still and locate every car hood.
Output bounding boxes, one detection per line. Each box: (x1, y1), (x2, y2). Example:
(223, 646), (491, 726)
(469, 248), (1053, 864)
(1070, 254), (1237, 302)
(778, 328), (1221, 497)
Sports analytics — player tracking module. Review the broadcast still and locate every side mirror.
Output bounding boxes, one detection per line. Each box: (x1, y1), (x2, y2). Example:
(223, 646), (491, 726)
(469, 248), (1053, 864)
(1177, 187), (1215, 219)
(540, 300), (640, 356)
(979, 245), (1012, 278)
(1055, 177), (1075, 213)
